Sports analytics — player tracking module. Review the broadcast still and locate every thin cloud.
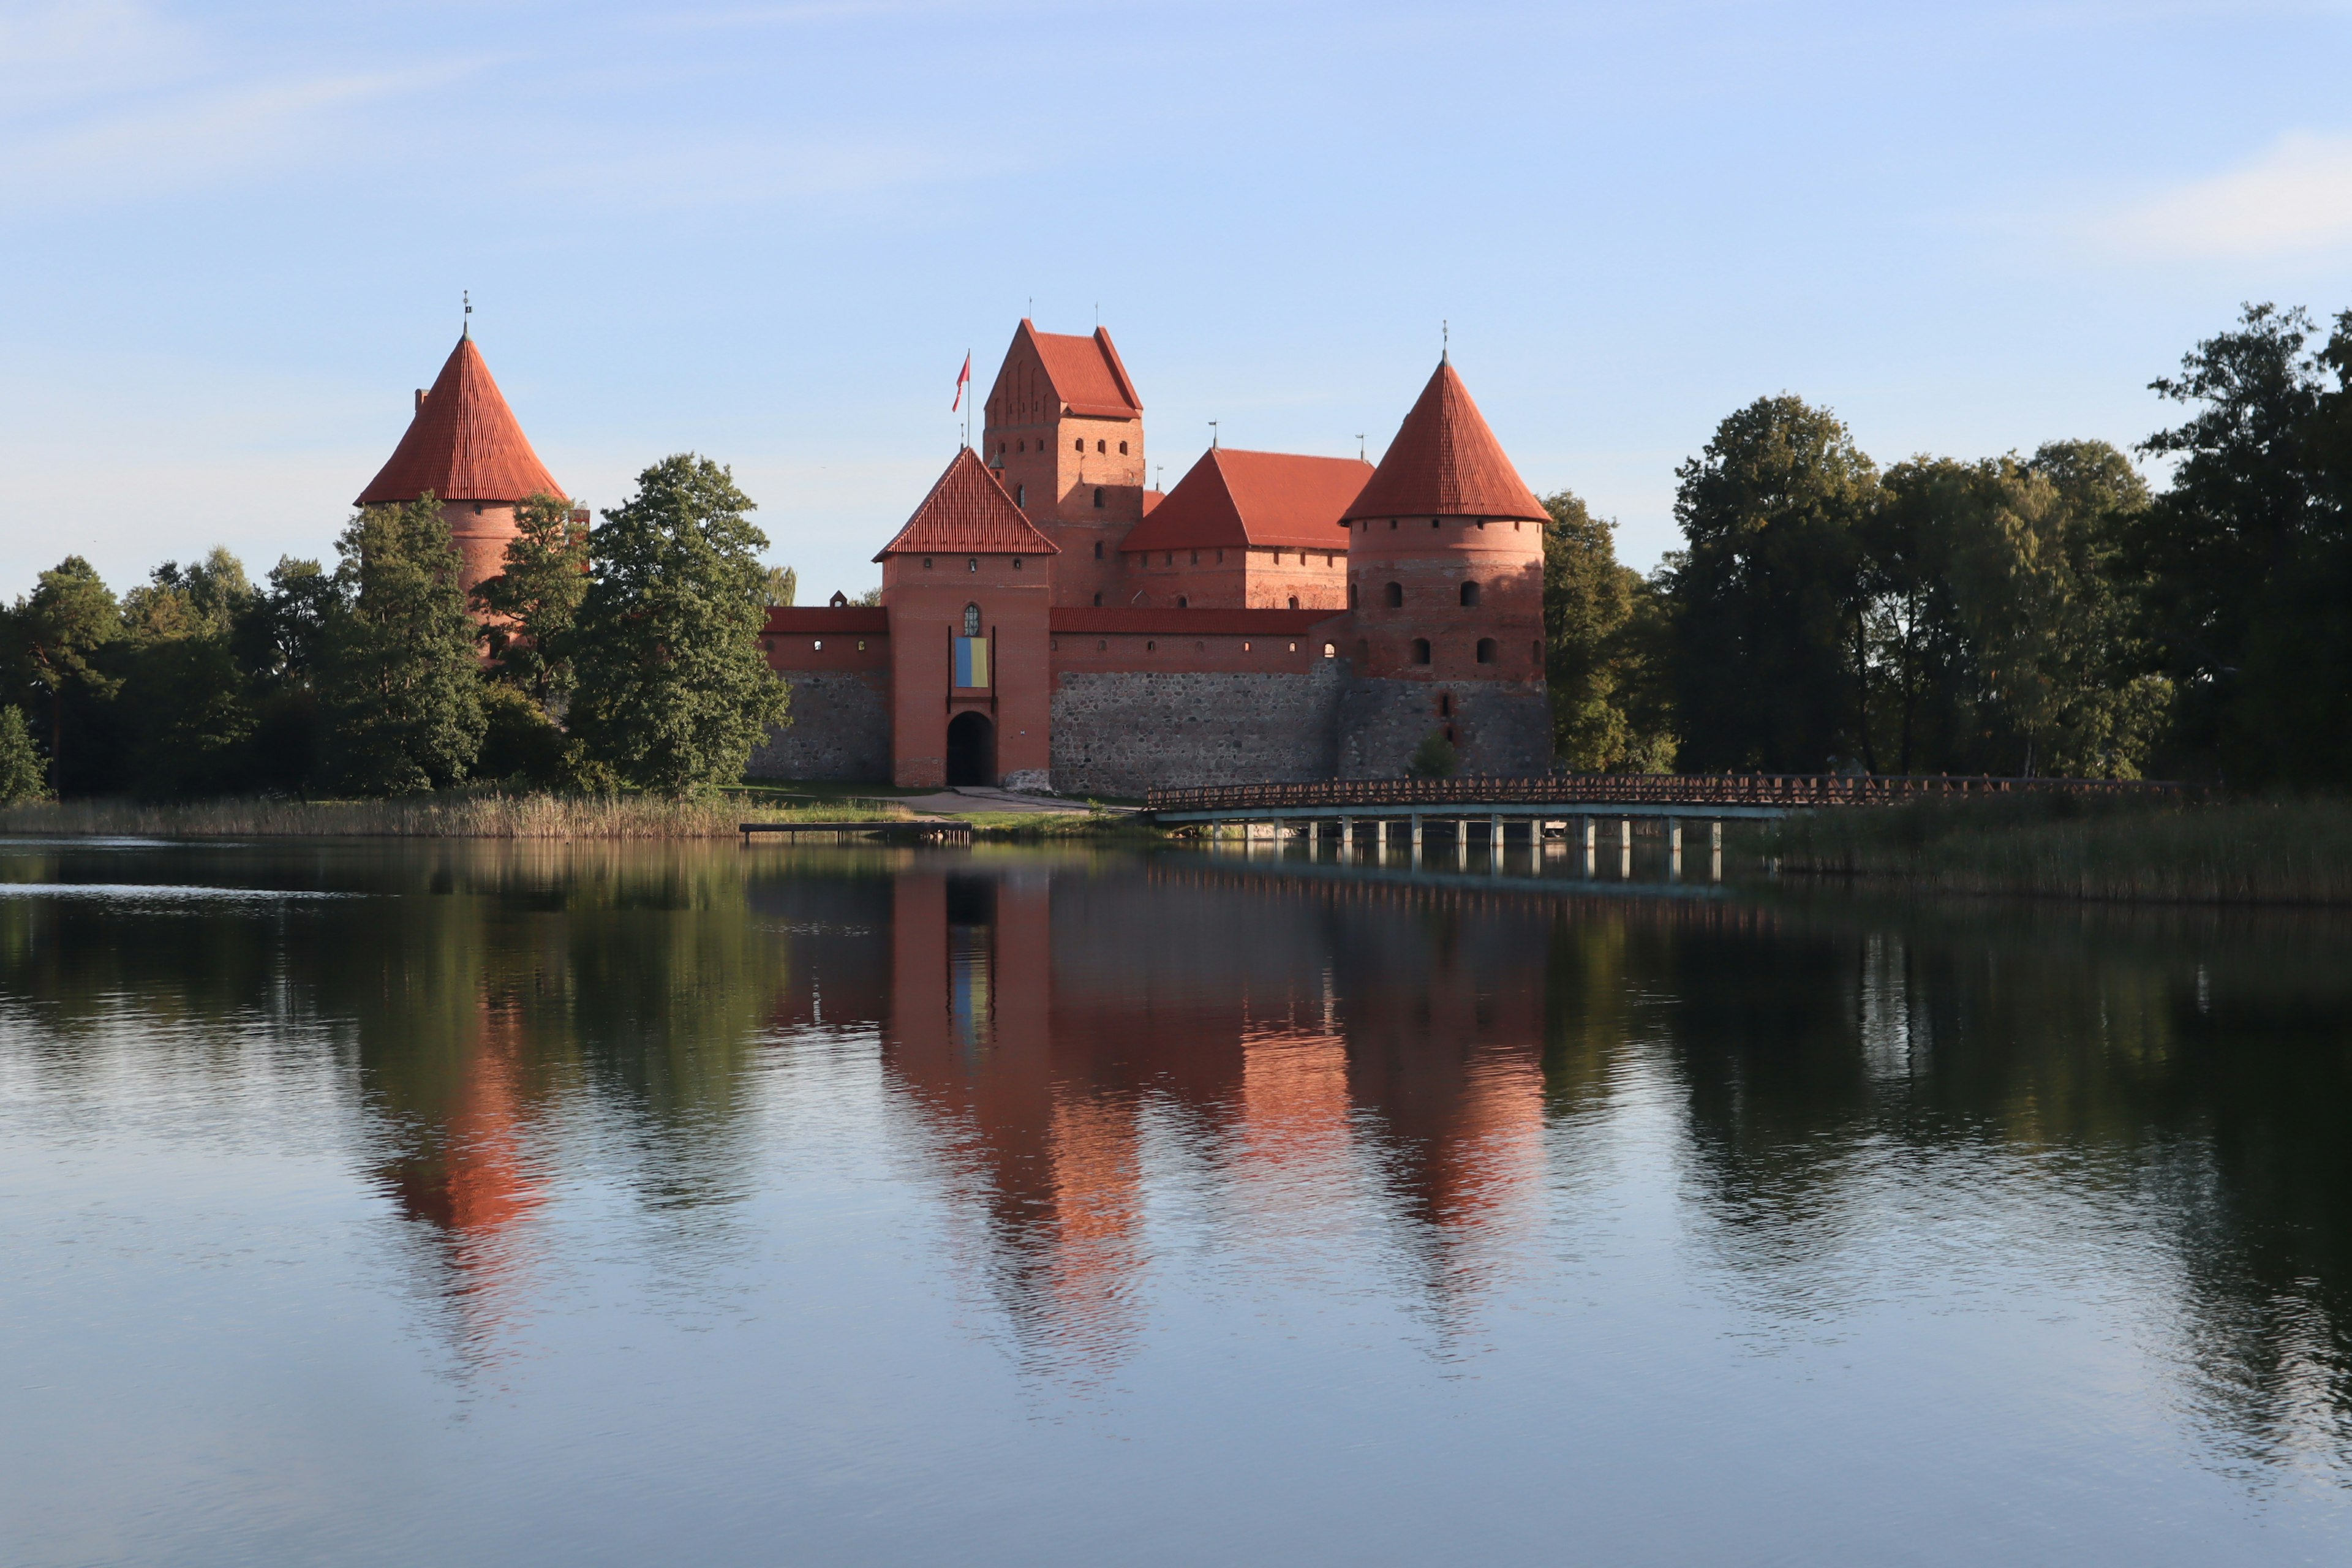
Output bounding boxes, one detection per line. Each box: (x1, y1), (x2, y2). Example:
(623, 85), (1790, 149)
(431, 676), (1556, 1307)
(2091, 131), (2352, 260)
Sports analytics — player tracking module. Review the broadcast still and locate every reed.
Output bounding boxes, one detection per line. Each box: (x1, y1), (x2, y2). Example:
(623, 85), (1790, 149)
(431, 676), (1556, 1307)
(1768, 795), (2352, 903)
(0, 791), (908, 840)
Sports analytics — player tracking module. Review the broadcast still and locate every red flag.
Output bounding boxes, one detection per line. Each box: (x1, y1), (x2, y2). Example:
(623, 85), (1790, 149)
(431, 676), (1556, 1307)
(951, 351), (971, 412)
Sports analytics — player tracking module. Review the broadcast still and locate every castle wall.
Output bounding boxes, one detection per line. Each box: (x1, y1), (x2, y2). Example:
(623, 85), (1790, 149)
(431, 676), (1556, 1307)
(1336, 676), (1552, 780)
(1049, 658), (1349, 797)
(747, 669), (893, 781)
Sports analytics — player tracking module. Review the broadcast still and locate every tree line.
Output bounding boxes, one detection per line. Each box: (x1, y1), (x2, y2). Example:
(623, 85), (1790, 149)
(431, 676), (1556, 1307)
(1540, 303), (2352, 785)
(0, 453), (789, 802)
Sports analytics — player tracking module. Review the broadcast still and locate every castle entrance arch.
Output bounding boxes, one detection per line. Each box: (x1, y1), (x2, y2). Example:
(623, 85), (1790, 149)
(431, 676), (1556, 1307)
(946, 711), (996, 787)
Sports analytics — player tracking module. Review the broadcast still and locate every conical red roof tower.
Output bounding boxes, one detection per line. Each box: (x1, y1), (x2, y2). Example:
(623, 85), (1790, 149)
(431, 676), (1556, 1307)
(357, 334), (561, 507)
(1343, 360), (1545, 523)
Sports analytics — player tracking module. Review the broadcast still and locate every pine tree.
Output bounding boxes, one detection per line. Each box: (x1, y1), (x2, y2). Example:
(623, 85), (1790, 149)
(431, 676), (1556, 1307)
(319, 495), (485, 794)
(0, 706), (47, 803)
(568, 455), (790, 795)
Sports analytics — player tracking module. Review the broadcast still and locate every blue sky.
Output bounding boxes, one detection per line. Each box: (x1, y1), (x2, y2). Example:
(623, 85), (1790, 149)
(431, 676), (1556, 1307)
(4, 1), (2350, 602)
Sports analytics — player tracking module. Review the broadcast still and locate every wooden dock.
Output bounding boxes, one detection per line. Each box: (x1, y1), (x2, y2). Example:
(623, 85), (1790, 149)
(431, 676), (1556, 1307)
(740, 818), (973, 846)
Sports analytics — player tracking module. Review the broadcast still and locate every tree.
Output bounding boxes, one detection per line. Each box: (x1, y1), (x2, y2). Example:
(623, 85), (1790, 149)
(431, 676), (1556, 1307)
(760, 565), (797, 609)
(232, 557), (342, 795)
(2124, 303), (2350, 783)
(15, 556), (121, 793)
(0, 706), (45, 803)
(1406, 731), (1458, 778)
(113, 549), (260, 798)
(471, 491), (590, 707)
(1542, 490), (1675, 771)
(568, 455), (791, 794)
(1662, 397), (1877, 772)
(319, 495), (486, 794)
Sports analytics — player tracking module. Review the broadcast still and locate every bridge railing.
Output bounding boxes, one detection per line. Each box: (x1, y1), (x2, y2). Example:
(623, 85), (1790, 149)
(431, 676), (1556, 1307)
(1144, 774), (2188, 814)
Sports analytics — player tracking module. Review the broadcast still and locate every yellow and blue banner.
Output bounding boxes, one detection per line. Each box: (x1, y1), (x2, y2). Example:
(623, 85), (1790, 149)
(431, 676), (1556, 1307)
(954, 635), (989, 687)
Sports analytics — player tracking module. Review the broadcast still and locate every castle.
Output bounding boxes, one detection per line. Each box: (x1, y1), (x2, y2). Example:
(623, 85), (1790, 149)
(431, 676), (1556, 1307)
(358, 320), (1554, 794)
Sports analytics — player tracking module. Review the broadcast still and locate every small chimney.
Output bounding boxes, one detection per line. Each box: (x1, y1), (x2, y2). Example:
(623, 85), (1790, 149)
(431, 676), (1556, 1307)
(414, 388), (428, 413)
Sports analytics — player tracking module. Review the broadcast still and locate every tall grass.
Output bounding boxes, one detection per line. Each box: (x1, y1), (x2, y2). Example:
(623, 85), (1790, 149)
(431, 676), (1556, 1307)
(0, 791), (909, 840)
(1770, 796), (2352, 903)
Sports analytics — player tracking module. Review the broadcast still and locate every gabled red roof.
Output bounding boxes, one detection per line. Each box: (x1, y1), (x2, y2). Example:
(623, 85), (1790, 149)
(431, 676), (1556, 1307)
(989, 320), (1142, 422)
(1050, 607), (1345, 635)
(873, 448), (1060, 561)
(1121, 448), (1371, 554)
(356, 334), (563, 505)
(1342, 360), (1547, 522)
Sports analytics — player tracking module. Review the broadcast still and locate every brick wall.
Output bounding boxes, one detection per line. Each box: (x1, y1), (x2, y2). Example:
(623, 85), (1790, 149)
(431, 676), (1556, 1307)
(1050, 660), (1349, 796)
(746, 670), (892, 781)
(1336, 676), (1551, 779)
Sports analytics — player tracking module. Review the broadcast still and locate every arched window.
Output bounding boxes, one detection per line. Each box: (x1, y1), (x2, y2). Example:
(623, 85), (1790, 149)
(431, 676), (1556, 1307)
(1322, 643), (1336, 658)
(1074, 438), (1084, 452)
(1412, 638), (1432, 665)
(1093, 592), (1102, 606)
(1287, 596), (1299, 609)
(963, 603), (981, 636)
(1012, 557), (1023, 570)
(967, 558), (978, 572)
(1438, 693), (1452, 717)
(1096, 439), (1106, 454)
(1476, 638), (1498, 664)
(1384, 582), (1403, 608)
(1190, 550), (1199, 565)
(1348, 582), (1359, 608)
(1118, 440), (1128, 454)
(1176, 595), (1189, 608)
(922, 557), (933, 570)
(1016, 440), (1024, 452)
(1093, 540), (1104, 559)
(1093, 487), (1105, 508)
(1460, 580), (1480, 608)
(1016, 484), (1025, 507)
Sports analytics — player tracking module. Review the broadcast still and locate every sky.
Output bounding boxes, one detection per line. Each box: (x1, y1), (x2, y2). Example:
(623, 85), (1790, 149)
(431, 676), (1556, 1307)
(3, 0), (2350, 603)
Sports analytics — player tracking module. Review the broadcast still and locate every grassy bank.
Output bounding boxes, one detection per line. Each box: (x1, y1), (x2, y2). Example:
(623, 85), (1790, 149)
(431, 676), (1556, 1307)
(0, 791), (909, 840)
(1769, 795), (2352, 903)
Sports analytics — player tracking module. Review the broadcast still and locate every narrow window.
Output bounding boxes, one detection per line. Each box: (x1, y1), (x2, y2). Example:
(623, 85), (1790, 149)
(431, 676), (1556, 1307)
(1389, 519), (1398, 530)
(922, 557), (933, 570)
(1412, 638), (1432, 665)
(1016, 484), (1025, 507)
(1093, 540), (1104, 559)
(1097, 639), (1107, 651)
(1096, 439), (1106, 454)
(967, 558), (978, 572)
(1190, 550), (1199, 565)
(1012, 557), (1023, 570)
(1016, 440), (1023, 452)
(1075, 438), (1084, 452)
(1287, 596), (1299, 609)
(1477, 519), (1487, 530)
(1438, 693), (1452, 717)
(1288, 641), (1297, 652)
(1215, 549), (1223, 564)
(1093, 487), (1104, 508)
(1093, 592), (1102, 606)
(858, 639), (866, 650)
(1460, 581), (1480, 608)
(1476, 638), (1498, 664)
(1049, 639), (1057, 650)
(1177, 595), (1189, 608)
(813, 639), (823, 651)
(963, 604), (981, 636)
(1431, 518), (1441, 529)
(1243, 641), (1251, 652)
(1533, 639), (1542, 663)
(1118, 440), (1128, 454)
(1445, 725), (1457, 743)
(1147, 640), (1155, 652)
(1384, 582), (1403, 608)
(1348, 583), (1358, 608)
(1165, 552), (1174, 566)
(1322, 642), (1336, 658)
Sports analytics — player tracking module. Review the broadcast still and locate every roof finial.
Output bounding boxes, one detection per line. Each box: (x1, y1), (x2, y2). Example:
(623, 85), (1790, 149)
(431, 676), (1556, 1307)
(1208, 419), (1218, 450)
(463, 290), (472, 339)
(1441, 318), (1448, 364)
(1356, 432), (1366, 462)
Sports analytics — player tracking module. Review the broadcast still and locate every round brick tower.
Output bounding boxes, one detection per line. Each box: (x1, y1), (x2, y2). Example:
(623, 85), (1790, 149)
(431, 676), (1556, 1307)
(1340, 357), (1552, 777)
(356, 330), (566, 601)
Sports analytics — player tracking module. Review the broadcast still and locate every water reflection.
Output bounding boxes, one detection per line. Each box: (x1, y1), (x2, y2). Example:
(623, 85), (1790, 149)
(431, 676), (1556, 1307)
(2, 840), (2350, 1496)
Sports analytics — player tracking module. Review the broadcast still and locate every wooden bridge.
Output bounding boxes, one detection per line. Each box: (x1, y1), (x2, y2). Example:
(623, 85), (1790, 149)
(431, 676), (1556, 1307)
(1144, 774), (2183, 853)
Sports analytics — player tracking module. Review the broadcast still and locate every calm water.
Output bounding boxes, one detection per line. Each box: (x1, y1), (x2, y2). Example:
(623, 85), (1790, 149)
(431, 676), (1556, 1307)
(4, 839), (2351, 1566)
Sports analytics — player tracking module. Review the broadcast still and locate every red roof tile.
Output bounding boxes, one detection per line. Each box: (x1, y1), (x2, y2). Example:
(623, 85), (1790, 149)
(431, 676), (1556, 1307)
(1050, 607), (1344, 636)
(1121, 448), (1371, 554)
(1008, 320), (1142, 420)
(356, 335), (563, 506)
(765, 607), (889, 633)
(873, 448), (1060, 561)
(1342, 360), (1547, 522)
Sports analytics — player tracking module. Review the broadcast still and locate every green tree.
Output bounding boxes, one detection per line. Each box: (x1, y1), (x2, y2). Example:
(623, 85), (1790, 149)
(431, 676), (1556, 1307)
(113, 549), (260, 798)
(2124, 303), (2351, 783)
(320, 494), (486, 794)
(761, 565), (797, 608)
(1542, 489), (1675, 771)
(1406, 731), (1458, 778)
(15, 556), (121, 793)
(471, 491), (590, 707)
(0, 706), (45, 803)
(232, 557), (342, 796)
(568, 455), (791, 794)
(1662, 396), (1877, 772)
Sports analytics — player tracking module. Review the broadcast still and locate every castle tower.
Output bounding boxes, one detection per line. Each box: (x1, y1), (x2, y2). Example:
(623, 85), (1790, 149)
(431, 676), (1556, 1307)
(978, 320), (1145, 608)
(875, 448), (1059, 790)
(1340, 358), (1551, 777)
(356, 332), (565, 600)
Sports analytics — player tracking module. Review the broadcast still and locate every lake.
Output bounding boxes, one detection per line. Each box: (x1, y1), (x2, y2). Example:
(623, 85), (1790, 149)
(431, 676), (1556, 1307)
(4, 836), (2349, 1564)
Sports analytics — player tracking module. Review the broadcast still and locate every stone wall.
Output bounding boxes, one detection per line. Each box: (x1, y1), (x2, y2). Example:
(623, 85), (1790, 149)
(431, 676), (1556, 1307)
(1050, 660), (1348, 796)
(1336, 677), (1551, 779)
(745, 670), (892, 782)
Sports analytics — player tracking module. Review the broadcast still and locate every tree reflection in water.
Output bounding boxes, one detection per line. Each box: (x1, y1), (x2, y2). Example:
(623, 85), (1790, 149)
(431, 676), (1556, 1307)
(0, 842), (2347, 1476)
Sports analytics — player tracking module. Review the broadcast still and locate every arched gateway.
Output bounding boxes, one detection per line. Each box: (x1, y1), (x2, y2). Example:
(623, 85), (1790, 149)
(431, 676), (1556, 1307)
(946, 712), (996, 786)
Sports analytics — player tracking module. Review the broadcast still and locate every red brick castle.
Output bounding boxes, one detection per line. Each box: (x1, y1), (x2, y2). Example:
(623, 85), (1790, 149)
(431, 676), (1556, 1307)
(358, 320), (1554, 793)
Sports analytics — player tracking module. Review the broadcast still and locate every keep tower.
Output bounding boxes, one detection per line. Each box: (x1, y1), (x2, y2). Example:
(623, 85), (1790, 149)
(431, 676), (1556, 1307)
(978, 320), (1145, 608)
(1340, 357), (1552, 776)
